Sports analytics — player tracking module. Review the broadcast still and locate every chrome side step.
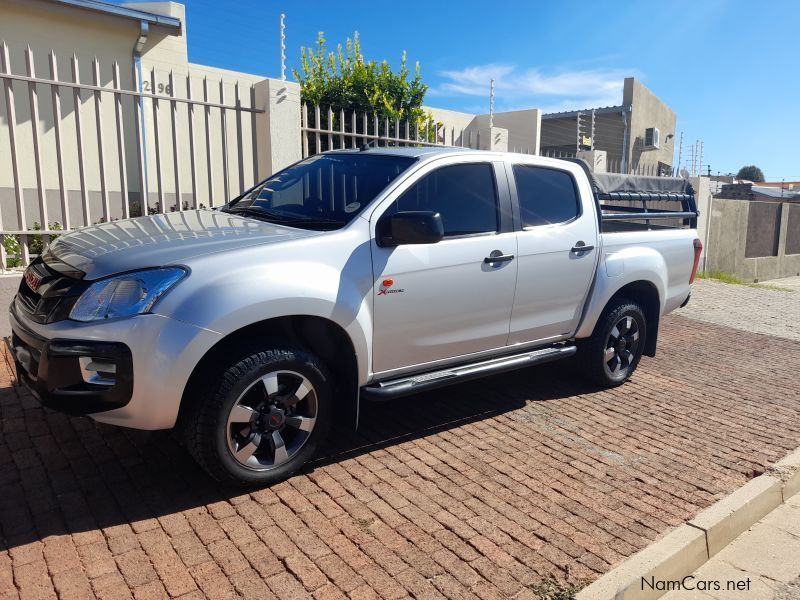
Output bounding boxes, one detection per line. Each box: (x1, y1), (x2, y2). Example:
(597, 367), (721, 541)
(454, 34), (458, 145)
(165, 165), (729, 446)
(361, 345), (576, 401)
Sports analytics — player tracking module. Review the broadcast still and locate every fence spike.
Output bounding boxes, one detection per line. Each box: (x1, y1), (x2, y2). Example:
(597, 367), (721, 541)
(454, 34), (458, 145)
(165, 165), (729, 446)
(70, 53), (90, 226)
(49, 48), (70, 230)
(112, 60), (130, 219)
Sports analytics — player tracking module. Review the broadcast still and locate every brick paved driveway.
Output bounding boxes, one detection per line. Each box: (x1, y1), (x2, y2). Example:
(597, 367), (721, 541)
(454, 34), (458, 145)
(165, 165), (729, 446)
(1, 285), (799, 599)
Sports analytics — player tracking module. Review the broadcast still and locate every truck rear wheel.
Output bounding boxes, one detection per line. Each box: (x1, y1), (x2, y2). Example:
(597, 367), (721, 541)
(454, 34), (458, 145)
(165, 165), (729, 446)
(578, 298), (646, 387)
(184, 347), (332, 486)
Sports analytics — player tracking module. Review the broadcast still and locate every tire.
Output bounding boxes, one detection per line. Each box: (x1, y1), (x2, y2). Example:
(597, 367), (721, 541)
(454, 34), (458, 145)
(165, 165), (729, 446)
(577, 298), (646, 388)
(184, 346), (332, 486)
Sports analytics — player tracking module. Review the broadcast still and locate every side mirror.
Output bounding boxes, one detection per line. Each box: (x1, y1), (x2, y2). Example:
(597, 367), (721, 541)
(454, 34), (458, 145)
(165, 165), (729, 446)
(378, 211), (444, 247)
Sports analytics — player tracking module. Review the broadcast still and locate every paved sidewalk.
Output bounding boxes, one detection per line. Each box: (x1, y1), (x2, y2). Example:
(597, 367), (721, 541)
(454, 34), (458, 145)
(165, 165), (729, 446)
(677, 277), (800, 341)
(663, 493), (800, 600)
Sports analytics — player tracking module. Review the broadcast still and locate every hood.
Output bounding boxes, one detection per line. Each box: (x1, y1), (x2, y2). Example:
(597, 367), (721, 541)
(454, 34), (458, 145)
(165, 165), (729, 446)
(45, 210), (320, 279)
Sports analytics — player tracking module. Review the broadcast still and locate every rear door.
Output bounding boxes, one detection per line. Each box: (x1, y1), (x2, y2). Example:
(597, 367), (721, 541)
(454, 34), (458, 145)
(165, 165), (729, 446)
(370, 159), (517, 375)
(507, 162), (599, 344)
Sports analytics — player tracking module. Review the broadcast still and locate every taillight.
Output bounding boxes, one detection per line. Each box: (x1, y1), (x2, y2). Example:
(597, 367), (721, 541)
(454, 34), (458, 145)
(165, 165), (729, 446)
(689, 238), (702, 284)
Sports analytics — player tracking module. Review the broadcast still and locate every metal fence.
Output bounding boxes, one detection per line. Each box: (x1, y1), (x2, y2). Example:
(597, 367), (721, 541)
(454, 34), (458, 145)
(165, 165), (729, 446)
(300, 103), (485, 158)
(0, 41), (263, 267)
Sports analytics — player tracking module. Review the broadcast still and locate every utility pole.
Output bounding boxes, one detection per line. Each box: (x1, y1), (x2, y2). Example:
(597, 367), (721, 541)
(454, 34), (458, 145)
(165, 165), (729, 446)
(489, 78), (494, 130)
(280, 14), (286, 81)
(698, 140), (704, 178)
(676, 131), (684, 175)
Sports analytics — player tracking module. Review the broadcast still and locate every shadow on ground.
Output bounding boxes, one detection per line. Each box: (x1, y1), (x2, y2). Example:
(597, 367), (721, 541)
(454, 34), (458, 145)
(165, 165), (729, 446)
(0, 357), (591, 551)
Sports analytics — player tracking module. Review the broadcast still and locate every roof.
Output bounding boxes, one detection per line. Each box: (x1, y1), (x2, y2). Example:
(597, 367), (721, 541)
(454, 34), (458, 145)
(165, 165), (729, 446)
(45, 0), (182, 28)
(751, 186), (800, 199)
(542, 105), (630, 119)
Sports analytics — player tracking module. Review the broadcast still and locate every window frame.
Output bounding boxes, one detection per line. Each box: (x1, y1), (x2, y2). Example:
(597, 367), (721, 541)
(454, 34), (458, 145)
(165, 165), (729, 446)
(508, 163), (584, 231)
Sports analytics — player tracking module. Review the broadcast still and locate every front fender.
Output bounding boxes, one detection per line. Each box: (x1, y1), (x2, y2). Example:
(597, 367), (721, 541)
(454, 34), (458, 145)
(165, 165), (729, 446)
(153, 226), (375, 385)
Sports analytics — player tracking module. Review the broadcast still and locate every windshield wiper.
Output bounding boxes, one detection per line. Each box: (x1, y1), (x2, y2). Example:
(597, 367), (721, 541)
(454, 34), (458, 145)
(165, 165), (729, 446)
(223, 205), (295, 221)
(223, 205), (345, 228)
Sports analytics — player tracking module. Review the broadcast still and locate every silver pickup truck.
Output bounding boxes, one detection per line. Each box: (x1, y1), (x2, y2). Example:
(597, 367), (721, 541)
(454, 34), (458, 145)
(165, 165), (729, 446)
(9, 147), (701, 485)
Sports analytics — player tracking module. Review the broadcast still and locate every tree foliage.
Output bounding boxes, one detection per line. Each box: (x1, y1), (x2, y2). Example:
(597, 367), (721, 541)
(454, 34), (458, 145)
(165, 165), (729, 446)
(736, 165), (765, 182)
(293, 32), (432, 128)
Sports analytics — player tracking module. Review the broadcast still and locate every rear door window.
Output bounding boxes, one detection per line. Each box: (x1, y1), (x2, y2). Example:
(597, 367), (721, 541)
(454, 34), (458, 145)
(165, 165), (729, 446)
(513, 165), (580, 227)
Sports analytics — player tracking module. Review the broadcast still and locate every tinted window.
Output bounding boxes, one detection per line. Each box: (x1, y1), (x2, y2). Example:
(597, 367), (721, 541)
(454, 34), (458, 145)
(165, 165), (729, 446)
(513, 165), (580, 227)
(390, 163), (498, 236)
(224, 154), (415, 230)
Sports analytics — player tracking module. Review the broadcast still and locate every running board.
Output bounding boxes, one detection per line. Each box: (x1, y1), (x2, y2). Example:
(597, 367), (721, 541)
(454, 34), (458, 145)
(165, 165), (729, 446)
(361, 345), (577, 401)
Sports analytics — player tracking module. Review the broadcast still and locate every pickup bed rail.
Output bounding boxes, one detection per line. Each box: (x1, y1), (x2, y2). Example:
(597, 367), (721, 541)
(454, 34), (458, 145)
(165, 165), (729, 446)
(567, 159), (699, 231)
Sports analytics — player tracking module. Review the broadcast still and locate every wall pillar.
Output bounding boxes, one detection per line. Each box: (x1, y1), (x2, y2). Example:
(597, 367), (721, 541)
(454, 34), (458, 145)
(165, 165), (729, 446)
(690, 176), (711, 268)
(254, 78), (301, 179)
(577, 150), (607, 173)
(489, 127), (508, 152)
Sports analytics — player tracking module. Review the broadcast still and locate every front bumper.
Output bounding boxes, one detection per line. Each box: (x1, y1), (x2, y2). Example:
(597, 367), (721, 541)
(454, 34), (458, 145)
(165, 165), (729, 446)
(10, 304), (134, 414)
(8, 301), (222, 430)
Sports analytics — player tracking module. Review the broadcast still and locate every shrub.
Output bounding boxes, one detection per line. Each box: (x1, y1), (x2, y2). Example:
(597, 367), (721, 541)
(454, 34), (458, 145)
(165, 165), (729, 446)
(294, 32), (438, 143)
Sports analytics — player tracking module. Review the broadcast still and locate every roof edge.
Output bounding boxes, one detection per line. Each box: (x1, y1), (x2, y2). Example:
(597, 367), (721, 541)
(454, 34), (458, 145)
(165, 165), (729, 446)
(542, 105), (629, 119)
(46, 0), (182, 29)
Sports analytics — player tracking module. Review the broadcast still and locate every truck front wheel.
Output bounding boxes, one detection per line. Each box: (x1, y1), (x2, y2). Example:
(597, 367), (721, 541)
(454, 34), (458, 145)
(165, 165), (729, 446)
(578, 298), (646, 387)
(184, 347), (332, 486)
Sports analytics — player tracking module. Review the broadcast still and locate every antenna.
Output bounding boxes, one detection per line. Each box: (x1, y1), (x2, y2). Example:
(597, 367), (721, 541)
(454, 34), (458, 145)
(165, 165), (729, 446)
(280, 13), (286, 81)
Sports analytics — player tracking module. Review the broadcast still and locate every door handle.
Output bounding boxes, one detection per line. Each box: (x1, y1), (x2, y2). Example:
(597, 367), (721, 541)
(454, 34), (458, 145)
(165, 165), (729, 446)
(571, 242), (594, 253)
(484, 251), (515, 264)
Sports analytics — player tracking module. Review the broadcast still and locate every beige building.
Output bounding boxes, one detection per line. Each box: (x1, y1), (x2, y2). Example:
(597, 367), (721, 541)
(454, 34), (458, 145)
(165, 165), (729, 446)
(540, 77), (677, 174)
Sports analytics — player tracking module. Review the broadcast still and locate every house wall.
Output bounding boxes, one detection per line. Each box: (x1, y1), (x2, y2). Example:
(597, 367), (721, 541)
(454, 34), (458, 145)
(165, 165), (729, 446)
(426, 106), (540, 153)
(624, 77), (676, 171)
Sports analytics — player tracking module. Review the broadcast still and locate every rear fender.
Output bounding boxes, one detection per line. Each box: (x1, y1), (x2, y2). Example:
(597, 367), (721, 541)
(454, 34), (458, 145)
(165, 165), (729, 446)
(575, 246), (667, 340)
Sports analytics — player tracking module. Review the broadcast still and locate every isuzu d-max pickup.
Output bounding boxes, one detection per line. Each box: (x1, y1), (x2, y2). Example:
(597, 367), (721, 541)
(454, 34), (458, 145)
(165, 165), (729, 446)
(9, 147), (701, 485)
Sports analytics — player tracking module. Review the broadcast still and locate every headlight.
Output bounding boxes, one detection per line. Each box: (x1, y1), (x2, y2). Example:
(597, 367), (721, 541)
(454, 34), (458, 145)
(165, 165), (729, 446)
(70, 267), (187, 322)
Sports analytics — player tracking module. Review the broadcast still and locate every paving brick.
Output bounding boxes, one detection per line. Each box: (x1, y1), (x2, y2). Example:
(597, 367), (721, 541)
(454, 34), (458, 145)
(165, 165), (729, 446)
(2, 283), (800, 600)
(115, 549), (158, 588)
(284, 552), (328, 591)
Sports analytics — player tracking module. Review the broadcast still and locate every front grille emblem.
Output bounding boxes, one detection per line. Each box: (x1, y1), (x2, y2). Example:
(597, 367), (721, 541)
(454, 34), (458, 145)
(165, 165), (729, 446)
(24, 267), (43, 293)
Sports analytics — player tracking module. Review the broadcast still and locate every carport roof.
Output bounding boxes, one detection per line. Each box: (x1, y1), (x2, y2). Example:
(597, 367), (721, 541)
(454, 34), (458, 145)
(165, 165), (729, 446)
(45, 0), (182, 29)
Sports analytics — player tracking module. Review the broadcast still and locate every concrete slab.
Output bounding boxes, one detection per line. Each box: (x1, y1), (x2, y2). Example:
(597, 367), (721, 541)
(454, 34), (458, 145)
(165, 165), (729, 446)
(719, 522), (800, 583)
(663, 558), (779, 600)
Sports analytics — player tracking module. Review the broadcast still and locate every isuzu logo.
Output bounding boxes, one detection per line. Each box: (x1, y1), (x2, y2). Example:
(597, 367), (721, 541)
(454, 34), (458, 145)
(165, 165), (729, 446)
(24, 267), (43, 292)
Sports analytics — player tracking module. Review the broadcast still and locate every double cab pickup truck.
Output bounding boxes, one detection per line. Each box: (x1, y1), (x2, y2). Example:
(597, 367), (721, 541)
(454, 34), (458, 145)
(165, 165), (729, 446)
(10, 148), (701, 486)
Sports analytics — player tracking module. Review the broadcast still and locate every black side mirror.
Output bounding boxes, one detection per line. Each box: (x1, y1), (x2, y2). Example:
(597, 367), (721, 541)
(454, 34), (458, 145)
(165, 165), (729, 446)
(377, 211), (444, 247)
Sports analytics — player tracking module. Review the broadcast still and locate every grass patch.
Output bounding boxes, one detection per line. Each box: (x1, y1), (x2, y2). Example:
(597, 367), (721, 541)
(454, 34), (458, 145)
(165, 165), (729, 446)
(697, 271), (793, 291)
(528, 578), (585, 600)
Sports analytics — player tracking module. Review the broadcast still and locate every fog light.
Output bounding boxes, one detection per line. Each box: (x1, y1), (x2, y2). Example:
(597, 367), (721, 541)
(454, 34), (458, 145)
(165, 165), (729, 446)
(78, 356), (117, 386)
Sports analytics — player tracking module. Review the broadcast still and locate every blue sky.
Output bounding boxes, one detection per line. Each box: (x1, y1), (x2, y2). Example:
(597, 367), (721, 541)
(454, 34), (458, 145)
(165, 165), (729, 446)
(175, 0), (798, 180)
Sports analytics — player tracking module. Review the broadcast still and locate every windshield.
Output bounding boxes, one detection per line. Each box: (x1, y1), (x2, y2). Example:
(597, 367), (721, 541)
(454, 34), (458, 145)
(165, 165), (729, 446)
(222, 153), (416, 230)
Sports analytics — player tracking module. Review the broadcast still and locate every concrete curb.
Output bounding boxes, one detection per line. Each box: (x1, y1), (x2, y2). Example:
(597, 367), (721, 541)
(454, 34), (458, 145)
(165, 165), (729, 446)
(576, 447), (800, 600)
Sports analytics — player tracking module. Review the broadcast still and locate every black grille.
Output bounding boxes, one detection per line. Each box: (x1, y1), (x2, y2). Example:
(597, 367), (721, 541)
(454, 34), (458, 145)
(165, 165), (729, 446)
(16, 257), (88, 324)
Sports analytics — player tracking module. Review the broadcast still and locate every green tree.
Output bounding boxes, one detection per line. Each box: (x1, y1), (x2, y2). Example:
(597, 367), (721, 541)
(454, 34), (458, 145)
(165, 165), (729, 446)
(293, 32), (437, 144)
(736, 165), (765, 182)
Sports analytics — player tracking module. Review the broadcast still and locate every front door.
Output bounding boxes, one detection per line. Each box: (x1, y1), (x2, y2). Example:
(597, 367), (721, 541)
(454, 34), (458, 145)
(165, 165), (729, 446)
(370, 161), (517, 375)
